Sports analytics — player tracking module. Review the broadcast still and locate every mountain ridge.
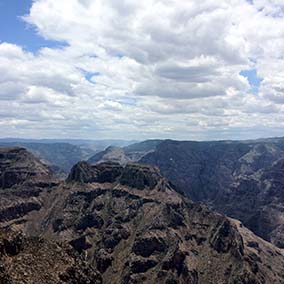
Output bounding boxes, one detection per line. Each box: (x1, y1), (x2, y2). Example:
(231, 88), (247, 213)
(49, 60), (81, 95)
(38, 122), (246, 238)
(1, 147), (284, 283)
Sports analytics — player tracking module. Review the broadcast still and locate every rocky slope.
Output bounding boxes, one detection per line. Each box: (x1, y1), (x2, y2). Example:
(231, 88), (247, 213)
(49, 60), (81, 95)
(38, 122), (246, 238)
(1, 147), (284, 283)
(139, 138), (284, 248)
(0, 230), (102, 284)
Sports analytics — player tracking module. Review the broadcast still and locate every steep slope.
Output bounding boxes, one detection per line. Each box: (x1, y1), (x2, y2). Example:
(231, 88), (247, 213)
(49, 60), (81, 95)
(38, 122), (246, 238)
(0, 230), (102, 284)
(139, 139), (284, 247)
(0, 147), (58, 231)
(0, 139), (139, 174)
(0, 148), (102, 284)
(217, 158), (284, 248)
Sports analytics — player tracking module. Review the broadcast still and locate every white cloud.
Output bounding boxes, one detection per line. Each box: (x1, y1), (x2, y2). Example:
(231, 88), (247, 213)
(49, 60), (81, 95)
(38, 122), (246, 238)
(0, 0), (284, 139)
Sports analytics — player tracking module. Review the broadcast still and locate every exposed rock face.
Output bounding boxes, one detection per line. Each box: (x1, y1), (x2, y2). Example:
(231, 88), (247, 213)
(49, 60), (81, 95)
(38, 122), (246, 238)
(67, 161), (123, 184)
(139, 138), (284, 248)
(0, 148), (58, 231)
(68, 161), (163, 191)
(216, 157), (284, 248)
(1, 147), (284, 283)
(0, 147), (51, 189)
(119, 164), (162, 190)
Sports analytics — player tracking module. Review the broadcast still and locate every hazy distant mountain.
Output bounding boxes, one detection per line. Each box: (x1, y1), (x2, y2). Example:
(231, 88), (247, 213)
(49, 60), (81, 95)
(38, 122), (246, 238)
(1, 147), (284, 283)
(0, 139), (138, 174)
(88, 139), (162, 165)
(0, 138), (137, 146)
(0, 142), (93, 175)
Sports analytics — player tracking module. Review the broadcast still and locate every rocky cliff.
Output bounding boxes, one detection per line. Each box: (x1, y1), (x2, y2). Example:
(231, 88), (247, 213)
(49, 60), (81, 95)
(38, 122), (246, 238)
(0, 147), (52, 189)
(139, 138), (284, 248)
(1, 147), (284, 283)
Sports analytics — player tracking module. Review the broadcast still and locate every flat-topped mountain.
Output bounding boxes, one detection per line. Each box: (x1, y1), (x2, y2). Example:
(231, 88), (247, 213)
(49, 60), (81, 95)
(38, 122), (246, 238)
(1, 147), (284, 283)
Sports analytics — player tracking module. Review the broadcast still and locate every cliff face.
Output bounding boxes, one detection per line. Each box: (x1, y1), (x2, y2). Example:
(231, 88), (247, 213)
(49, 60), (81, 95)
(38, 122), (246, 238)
(216, 157), (284, 248)
(0, 148), (58, 230)
(1, 147), (284, 284)
(139, 139), (284, 247)
(0, 147), (52, 189)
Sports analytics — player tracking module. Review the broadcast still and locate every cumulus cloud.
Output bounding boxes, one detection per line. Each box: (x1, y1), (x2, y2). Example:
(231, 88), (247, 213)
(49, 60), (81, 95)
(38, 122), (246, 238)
(0, 0), (284, 139)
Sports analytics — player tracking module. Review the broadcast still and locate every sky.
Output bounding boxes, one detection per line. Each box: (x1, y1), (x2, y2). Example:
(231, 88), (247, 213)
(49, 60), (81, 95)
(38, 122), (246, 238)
(0, 0), (284, 140)
(0, 0), (56, 51)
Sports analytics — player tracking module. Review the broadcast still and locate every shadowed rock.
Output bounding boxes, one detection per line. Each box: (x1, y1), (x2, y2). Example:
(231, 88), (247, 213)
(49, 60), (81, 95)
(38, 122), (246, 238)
(67, 161), (123, 183)
(120, 164), (162, 190)
(0, 147), (51, 189)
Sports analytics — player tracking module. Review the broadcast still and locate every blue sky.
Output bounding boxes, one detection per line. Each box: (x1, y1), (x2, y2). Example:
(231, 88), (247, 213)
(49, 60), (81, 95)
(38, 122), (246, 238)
(240, 69), (263, 94)
(0, 0), (62, 52)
